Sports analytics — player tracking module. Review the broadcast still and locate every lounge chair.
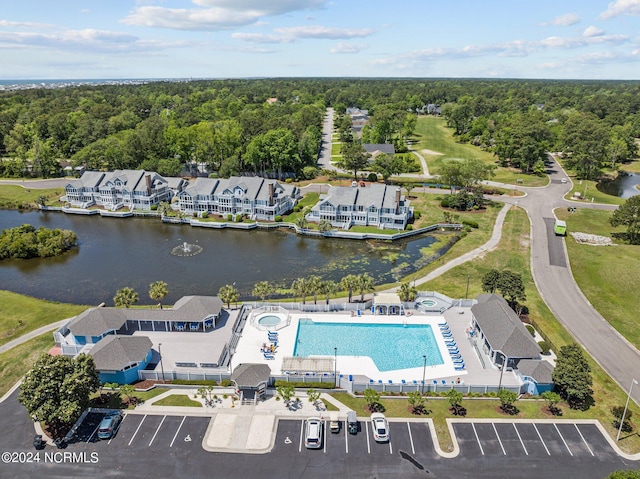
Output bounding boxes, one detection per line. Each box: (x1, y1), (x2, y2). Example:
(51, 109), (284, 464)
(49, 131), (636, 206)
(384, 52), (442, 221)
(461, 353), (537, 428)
(401, 379), (406, 384)
(438, 321), (447, 326)
(450, 355), (463, 360)
(455, 364), (465, 371)
(432, 380), (438, 385)
(357, 310), (362, 317)
(263, 353), (275, 360)
(441, 380), (446, 385)
(369, 379), (374, 384)
(445, 340), (456, 345)
(388, 380), (393, 384)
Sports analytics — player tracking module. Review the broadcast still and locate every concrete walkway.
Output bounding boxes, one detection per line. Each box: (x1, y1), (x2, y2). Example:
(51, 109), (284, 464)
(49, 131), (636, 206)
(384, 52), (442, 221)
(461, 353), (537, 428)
(0, 318), (70, 354)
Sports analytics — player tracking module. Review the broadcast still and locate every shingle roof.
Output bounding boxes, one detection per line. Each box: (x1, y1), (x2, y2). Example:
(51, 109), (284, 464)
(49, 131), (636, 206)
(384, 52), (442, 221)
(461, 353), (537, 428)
(517, 359), (554, 384)
(67, 171), (105, 189)
(90, 335), (152, 371)
(471, 294), (541, 358)
(231, 363), (271, 387)
(363, 144), (395, 155)
(67, 308), (128, 337)
(68, 296), (223, 338)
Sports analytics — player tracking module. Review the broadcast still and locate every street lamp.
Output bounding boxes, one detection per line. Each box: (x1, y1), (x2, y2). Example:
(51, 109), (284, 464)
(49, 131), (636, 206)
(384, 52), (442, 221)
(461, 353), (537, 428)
(158, 343), (165, 384)
(421, 355), (427, 395)
(617, 378), (638, 441)
(498, 353), (507, 390)
(465, 275), (470, 300)
(334, 347), (338, 388)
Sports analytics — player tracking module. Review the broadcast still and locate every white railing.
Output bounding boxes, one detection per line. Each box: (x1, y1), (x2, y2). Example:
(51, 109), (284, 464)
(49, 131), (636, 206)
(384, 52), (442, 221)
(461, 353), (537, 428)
(250, 305), (291, 331)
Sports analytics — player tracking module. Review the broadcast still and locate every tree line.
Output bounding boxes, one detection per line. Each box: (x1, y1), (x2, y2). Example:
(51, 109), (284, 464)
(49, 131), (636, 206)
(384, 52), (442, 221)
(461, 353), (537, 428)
(3, 78), (639, 181)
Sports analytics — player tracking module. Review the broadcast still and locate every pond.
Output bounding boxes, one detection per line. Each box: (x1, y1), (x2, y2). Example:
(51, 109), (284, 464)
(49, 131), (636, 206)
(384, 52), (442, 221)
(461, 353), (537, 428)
(597, 172), (640, 199)
(0, 210), (446, 306)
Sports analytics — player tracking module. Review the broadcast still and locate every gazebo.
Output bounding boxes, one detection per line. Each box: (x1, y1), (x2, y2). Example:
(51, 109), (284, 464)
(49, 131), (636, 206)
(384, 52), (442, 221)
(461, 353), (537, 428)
(231, 363), (271, 404)
(372, 292), (405, 316)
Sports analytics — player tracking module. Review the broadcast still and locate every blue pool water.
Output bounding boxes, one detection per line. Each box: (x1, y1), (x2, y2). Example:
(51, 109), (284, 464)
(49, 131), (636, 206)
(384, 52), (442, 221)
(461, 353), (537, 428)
(258, 315), (282, 326)
(293, 320), (444, 372)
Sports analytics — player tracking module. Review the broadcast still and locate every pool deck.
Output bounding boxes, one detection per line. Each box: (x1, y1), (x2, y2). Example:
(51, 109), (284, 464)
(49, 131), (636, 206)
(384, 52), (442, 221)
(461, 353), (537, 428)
(231, 307), (522, 386)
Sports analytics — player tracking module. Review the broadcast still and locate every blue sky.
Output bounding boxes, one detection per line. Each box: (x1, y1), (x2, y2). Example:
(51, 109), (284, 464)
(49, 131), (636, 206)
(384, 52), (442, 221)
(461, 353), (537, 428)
(0, 0), (639, 80)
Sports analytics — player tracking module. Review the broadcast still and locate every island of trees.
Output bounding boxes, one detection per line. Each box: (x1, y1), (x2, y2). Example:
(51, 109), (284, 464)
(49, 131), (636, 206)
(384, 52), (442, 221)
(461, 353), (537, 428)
(0, 224), (78, 260)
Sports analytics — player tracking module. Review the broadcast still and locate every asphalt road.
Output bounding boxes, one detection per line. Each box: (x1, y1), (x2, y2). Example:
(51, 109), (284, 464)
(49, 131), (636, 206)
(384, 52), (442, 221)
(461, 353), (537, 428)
(499, 156), (640, 405)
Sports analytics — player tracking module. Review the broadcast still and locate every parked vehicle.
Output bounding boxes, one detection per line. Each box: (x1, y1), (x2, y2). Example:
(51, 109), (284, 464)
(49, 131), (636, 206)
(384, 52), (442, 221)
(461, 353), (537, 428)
(33, 435), (44, 450)
(304, 417), (323, 449)
(347, 411), (358, 435)
(370, 413), (389, 442)
(329, 413), (340, 433)
(97, 412), (122, 440)
(554, 219), (567, 236)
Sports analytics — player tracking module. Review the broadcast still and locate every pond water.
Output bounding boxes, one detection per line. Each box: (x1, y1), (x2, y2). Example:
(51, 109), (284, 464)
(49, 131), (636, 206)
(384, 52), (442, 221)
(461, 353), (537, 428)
(597, 172), (640, 198)
(0, 210), (442, 306)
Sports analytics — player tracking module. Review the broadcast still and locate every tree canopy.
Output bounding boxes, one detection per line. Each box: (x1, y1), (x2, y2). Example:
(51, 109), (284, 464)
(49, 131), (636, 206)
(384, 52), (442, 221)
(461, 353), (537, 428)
(552, 344), (593, 410)
(0, 224), (77, 260)
(610, 195), (640, 245)
(18, 353), (100, 436)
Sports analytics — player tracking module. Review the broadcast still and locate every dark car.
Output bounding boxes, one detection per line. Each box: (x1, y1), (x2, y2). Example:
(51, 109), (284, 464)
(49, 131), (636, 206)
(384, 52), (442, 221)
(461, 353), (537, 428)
(33, 435), (44, 450)
(97, 412), (122, 440)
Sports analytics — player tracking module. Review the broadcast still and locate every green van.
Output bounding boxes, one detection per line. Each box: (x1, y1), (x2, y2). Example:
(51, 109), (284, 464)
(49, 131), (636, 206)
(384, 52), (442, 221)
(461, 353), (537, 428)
(554, 219), (567, 236)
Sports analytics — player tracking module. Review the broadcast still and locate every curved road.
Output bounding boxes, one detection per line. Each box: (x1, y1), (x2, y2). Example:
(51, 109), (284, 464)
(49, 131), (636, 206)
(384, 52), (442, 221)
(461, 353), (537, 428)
(499, 156), (640, 405)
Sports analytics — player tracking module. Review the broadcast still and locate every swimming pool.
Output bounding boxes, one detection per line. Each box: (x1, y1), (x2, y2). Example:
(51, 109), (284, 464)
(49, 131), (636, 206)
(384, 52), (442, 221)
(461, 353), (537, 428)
(293, 320), (444, 372)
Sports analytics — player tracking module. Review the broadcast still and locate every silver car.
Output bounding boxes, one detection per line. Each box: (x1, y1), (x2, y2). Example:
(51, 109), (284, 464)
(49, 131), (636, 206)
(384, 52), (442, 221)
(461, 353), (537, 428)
(304, 417), (323, 449)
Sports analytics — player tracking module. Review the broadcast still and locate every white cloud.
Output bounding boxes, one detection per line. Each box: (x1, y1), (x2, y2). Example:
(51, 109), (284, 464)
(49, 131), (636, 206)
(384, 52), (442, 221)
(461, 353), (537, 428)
(231, 32), (291, 43)
(600, 0), (640, 19)
(0, 20), (56, 29)
(542, 12), (580, 26)
(330, 42), (367, 54)
(273, 25), (373, 39)
(121, 0), (326, 31)
(583, 25), (604, 37)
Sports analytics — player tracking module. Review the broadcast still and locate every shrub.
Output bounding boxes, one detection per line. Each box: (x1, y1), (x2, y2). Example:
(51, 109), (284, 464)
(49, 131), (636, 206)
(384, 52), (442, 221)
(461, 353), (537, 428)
(293, 205), (301, 212)
(461, 219), (479, 228)
(273, 380), (334, 389)
(526, 324), (536, 336)
(538, 340), (551, 354)
(440, 197), (451, 208)
(171, 379), (218, 386)
(226, 214), (232, 221)
(274, 215), (283, 222)
(201, 212), (208, 219)
(406, 225), (413, 231)
(150, 205), (158, 211)
(285, 178), (293, 183)
(367, 172), (379, 182)
(220, 379), (233, 387)
(235, 215), (242, 222)
(414, 211), (421, 220)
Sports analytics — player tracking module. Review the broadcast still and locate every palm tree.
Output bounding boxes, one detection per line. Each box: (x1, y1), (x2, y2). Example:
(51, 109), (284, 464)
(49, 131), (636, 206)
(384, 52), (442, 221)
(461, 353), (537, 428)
(340, 274), (359, 303)
(252, 281), (274, 302)
(157, 201), (171, 218)
(114, 287), (139, 308)
(398, 282), (418, 302)
(307, 275), (322, 305)
(318, 219), (332, 233)
(218, 284), (239, 309)
(319, 280), (338, 305)
(356, 273), (375, 302)
(295, 217), (308, 231)
(149, 281), (169, 309)
(291, 277), (310, 304)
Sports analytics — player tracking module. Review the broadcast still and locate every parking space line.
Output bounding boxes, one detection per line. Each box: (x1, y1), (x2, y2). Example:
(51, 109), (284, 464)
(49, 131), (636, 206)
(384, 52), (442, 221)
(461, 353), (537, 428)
(128, 415), (146, 446)
(554, 424), (573, 456)
(533, 423), (550, 455)
(574, 424), (594, 456)
(344, 421), (349, 454)
(87, 423), (101, 443)
(407, 422), (415, 455)
(169, 416), (186, 448)
(148, 415), (166, 446)
(108, 415), (126, 445)
(492, 423), (506, 455)
(365, 421), (370, 454)
(513, 423), (528, 455)
(299, 420), (304, 453)
(471, 423), (484, 455)
(323, 420), (327, 454)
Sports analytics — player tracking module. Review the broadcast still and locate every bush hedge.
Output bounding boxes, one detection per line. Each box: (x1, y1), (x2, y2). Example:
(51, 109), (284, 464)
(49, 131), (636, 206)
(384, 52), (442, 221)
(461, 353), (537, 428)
(274, 380), (334, 389)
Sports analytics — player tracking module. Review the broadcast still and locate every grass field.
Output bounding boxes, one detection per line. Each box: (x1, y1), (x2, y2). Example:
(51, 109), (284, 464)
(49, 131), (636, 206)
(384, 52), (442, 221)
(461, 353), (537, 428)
(557, 207), (640, 349)
(153, 394), (202, 407)
(413, 116), (547, 187)
(563, 178), (625, 206)
(0, 185), (64, 208)
(416, 206), (640, 452)
(0, 332), (54, 398)
(0, 290), (87, 347)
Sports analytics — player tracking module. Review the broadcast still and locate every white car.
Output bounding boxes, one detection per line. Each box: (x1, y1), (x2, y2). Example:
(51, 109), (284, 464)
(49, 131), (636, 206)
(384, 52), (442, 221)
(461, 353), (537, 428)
(560, 177), (568, 184)
(370, 413), (389, 442)
(304, 417), (323, 449)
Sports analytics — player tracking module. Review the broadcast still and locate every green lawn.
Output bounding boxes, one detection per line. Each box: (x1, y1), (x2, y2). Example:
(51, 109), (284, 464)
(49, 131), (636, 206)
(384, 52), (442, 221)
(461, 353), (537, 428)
(0, 185), (65, 208)
(563, 177), (625, 206)
(557, 208), (640, 349)
(412, 116), (547, 187)
(331, 142), (342, 156)
(0, 332), (54, 398)
(0, 290), (87, 347)
(153, 394), (202, 407)
(282, 192), (319, 223)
